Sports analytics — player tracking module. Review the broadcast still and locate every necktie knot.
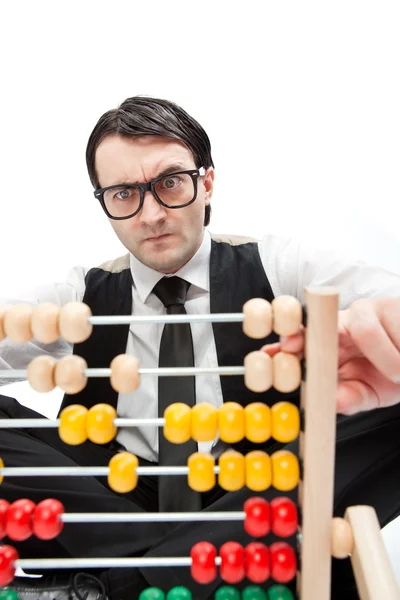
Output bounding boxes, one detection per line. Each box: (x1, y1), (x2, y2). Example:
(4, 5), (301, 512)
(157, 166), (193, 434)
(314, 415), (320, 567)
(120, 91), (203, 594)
(153, 276), (191, 309)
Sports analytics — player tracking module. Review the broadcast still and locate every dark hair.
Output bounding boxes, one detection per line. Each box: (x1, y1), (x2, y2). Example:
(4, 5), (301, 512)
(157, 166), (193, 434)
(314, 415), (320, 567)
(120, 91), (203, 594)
(86, 95), (214, 226)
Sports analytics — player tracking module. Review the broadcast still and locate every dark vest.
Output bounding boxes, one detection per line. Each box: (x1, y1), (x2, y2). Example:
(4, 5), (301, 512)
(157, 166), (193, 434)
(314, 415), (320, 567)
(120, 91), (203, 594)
(59, 235), (300, 453)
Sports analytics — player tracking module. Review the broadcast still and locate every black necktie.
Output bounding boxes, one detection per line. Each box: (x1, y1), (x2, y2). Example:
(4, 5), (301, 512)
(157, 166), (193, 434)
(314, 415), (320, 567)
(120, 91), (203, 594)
(153, 276), (201, 512)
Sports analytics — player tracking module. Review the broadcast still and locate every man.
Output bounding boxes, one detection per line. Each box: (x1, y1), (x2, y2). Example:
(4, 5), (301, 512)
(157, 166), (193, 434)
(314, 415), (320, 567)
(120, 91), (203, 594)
(0, 95), (400, 600)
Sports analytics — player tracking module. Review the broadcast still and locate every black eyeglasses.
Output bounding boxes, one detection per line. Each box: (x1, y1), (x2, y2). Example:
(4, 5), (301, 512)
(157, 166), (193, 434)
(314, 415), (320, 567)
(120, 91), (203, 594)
(94, 167), (206, 220)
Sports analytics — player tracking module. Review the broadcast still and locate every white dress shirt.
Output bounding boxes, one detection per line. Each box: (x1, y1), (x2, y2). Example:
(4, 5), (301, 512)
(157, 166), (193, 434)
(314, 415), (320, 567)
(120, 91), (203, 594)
(1, 230), (400, 461)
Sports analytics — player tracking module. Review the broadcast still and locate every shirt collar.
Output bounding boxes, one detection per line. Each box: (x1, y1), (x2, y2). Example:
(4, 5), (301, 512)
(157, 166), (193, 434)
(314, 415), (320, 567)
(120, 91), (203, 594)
(130, 230), (211, 303)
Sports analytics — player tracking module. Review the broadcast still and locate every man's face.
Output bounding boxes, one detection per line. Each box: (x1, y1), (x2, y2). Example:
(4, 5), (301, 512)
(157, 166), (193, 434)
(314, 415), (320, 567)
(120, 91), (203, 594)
(94, 135), (214, 274)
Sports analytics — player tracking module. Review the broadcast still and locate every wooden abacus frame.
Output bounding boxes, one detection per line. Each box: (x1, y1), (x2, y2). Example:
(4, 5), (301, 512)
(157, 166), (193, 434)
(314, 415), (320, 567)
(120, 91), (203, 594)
(299, 288), (400, 600)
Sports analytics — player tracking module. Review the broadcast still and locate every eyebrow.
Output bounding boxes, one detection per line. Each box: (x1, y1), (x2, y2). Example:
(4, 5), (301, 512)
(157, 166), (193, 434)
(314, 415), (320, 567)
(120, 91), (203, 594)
(113, 163), (190, 187)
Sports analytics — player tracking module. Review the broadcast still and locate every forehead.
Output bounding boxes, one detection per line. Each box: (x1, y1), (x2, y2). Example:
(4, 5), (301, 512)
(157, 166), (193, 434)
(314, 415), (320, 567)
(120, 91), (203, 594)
(94, 134), (195, 187)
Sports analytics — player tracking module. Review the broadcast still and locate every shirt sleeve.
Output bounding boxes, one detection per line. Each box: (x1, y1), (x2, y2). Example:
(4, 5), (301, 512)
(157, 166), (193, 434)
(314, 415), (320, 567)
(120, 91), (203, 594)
(0, 265), (88, 385)
(258, 234), (400, 309)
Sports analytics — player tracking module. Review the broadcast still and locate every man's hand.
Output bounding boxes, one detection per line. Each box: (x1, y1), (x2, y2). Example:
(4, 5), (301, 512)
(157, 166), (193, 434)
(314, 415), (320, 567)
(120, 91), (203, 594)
(261, 297), (400, 415)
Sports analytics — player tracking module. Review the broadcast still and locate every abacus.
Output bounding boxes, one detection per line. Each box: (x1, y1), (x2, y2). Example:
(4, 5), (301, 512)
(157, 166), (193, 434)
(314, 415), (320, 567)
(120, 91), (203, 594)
(0, 290), (399, 600)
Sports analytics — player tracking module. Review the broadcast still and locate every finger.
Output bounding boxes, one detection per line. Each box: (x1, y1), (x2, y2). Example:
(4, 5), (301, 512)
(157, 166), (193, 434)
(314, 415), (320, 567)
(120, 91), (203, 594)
(279, 332), (304, 354)
(343, 300), (400, 383)
(336, 380), (379, 415)
(260, 342), (303, 361)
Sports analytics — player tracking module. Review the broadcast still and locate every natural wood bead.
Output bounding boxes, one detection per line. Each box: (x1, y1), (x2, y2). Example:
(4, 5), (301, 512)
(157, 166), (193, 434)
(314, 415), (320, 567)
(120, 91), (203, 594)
(31, 303), (61, 344)
(242, 298), (272, 339)
(272, 295), (302, 336)
(55, 355), (88, 394)
(3, 304), (34, 343)
(27, 356), (57, 393)
(110, 354), (140, 393)
(272, 351), (301, 393)
(244, 351), (273, 393)
(331, 517), (354, 558)
(59, 302), (93, 343)
(0, 307), (6, 341)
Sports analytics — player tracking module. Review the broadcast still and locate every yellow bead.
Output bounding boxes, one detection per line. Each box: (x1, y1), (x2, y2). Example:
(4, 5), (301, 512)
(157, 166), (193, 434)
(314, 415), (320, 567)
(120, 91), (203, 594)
(245, 450), (272, 491)
(218, 402), (245, 443)
(244, 403), (271, 443)
(188, 452), (216, 491)
(87, 404), (117, 445)
(108, 452), (138, 493)
(271, 450), (300, 491)
(218, 450), (245, 491)
(0, 457), (4, 485)
(164, 403), (191, 444)
(271, 402), (300, 443)
(191, 404), (218, 442)
(59, 405), (88, 445)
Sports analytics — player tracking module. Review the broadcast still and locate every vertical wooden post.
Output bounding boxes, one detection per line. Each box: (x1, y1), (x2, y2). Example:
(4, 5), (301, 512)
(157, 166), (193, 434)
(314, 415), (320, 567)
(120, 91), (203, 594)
(297, 287), (339, 599)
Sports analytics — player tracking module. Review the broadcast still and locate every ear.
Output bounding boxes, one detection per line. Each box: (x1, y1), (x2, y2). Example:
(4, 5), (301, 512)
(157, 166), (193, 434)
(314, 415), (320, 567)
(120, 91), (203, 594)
(203, 168), (215, 205)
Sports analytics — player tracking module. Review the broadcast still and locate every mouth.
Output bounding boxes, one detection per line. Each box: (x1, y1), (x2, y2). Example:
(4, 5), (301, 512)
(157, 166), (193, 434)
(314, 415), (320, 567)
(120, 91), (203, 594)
(145, 234), (171, 242)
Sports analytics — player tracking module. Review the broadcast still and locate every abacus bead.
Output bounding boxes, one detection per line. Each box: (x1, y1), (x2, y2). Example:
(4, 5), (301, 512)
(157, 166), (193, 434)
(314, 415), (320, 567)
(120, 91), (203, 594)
(110, 354), (140, 393)
(5, 499), (35, 541)
(245, 542), (270, 583)
(272, 353), (301, 394)
(27, 355), (57, 393)
(33, 499), (64, 540)
(271, 402), (300, 443)
(31, 303), (60, 343)
(166, 587), (192, 600)
(191, 403), (218, 442)
(164, 403), (191, 444)
(244, 351), (273, 393)
(108, 452), (138, 493)
(0, 545), (19, 586)
(0, 307), (5, 341)
(0, 589), (20, 600)
(270, 542), (297, 583)
(245, 451), (272, 491)
(331, 517), (354, 558)
(59, 302), (93, 343)
(188, 452), (215, 492)
(215, 586), (241, 600)
(59, 405), (88, 445)
(190, 541), (217, 584)
(218, 451), (245, 491)
(271, 451), (299, 491)
(270, 497), (298, 538)
(0, 457), (4, 485)
(243, 298), (272, 339)
(55, 355), (88, 394)
(0, 499), (10, 539)
(139, 589), (165, 600)
(3, 304), (33, 342)
(218, 402), (245, 444)
(271, 296), (302, 336)
(242, 587), (267, 600)
(267, 585), (294, 600)
(219, 541), (245, 584)
(244, 497), (271, 537)
(87, 404), (117, 444)
(245, 402), (271, 443)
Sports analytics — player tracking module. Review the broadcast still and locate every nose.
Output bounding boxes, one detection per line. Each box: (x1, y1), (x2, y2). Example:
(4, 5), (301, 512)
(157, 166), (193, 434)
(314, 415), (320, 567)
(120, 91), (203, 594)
(138, 190), (168, 226)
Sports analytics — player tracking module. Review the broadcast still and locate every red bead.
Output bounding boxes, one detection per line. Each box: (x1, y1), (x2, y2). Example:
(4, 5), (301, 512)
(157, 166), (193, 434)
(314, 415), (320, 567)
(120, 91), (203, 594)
(5, 499), (35, 541)
(271, 497), (298, 537)
(244, 497), (270, 537)
(0, 499), (10, 539)
(270, 542), (297, 583)
(190, 541), (217, 584)
(33, 499), (65, 540)
(245, 542), (270, 583)
(219, 541), (245, 584)
(0, 545), (19, 586)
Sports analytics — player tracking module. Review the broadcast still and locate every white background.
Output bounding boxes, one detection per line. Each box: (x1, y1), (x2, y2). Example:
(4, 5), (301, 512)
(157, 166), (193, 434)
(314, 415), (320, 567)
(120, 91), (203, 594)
(0, 0), (400, 585)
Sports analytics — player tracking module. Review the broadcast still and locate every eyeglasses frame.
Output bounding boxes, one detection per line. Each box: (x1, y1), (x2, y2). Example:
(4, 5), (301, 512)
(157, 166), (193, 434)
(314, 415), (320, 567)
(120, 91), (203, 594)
(94, 167), (206, 220)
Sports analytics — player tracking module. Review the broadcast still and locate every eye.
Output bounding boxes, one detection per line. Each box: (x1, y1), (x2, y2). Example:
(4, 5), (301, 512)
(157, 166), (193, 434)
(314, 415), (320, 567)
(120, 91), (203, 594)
(162, 175), (181, 190)
(115, 188), (133, 200)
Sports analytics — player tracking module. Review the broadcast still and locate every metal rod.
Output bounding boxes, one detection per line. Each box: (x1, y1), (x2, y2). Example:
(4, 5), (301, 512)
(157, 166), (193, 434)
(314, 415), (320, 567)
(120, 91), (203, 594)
(0, 418), (165, 430)
(62, 511), (245, 524)
(90, 313), (244, 325)
(18, 556), (217, 570)
(0, 465), (221, 477)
